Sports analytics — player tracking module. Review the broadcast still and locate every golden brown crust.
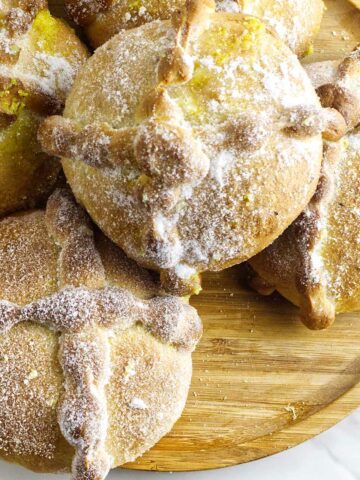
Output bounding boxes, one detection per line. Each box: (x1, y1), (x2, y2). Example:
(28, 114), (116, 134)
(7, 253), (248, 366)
(0, 1), (89, 217)
(321, 107), (347, 141)
(250, 127), (360, 328)
(67, 0), (323, 55)
(348, 0), (360, 8)
(316, 45), (360, 132)
(0, 189), (202, 478)
(65, 0), (112, 27)
(250, 52), (360, 329)
(40, 6), (326, 295)
(246, 266), (275, 296)
(250, 137), (352, 329)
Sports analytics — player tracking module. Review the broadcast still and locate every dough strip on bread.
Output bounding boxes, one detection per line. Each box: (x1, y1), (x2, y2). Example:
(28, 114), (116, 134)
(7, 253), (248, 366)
(39, 2), (331, 295)
(249, 48), (360, 329)
(292, 143), (340, 329)
(316, 45), (360, 132)
(0, 189), (202, 480)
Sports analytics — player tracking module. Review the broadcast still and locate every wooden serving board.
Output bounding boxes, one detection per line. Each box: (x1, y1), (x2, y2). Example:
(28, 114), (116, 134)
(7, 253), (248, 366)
(50, 0), (360, 472)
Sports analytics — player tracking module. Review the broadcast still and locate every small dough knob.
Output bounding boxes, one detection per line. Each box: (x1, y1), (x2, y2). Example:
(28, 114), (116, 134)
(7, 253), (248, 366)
(321, 108), (347, 141)
(134, 120), (209, 187)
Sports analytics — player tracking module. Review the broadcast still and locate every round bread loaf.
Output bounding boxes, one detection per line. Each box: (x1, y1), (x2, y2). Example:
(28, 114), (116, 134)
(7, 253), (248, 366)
(65, 0), (324, 56)
(40, 1), (337, 294)
(0, 188), (202, 478)
(0, 0), (88, 217)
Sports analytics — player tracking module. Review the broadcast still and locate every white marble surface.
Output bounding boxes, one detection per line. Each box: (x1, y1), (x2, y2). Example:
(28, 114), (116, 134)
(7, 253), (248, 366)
(1, 408), (359, 480)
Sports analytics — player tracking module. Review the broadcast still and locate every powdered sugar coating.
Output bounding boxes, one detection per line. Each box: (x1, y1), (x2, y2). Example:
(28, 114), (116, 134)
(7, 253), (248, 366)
(2, 286), (202, 350)
(238, 0), (324, 55)
(251, 53), (360, 329)
(0, 323), (66, 463)
(0, 3), (88, 111)
(0, 189), (202, 478)
(41, 5), (324, 294)
(0, 1), (88, 217)
(69, 0), (323, 55)
(321, 131), (360, 309)
(304, 60), (340, 90)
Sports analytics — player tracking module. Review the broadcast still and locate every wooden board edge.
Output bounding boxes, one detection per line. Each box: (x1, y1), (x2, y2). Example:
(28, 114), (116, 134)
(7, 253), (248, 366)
(123, 383), (360, 471)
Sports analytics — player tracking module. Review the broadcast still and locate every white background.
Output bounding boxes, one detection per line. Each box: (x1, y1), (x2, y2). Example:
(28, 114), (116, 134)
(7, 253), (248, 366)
(1, 408), (359, 480)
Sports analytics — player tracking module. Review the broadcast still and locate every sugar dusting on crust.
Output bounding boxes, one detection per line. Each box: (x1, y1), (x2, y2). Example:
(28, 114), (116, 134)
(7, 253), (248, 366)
(0, 189), (202, 479)
(0, 3), (87, 218)
(0, 0), (46, 42)
(40, 4), (324, 294)
(32, 52), (77, 98)
(70, 0), (321, 55)
(307, 143), (339, 287)
(65, 0), (112, 26)
(105, 324), (192, 465)
(323, 130), (360, 307)
(295, 55), (360, 318)
(3, 286), (202, 351)
(304, 60), (339, 90)
(216, 0), (241, 13)
(250, 56), (360, 327)
(0, 323), (64, 460)
(0, 210), (59, 305)
(237, 0), (323, 54)
(0, 2), (87, 114)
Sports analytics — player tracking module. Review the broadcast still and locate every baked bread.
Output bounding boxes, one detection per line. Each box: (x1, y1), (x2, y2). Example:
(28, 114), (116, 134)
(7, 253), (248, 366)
(250, 48), (360, 330)
(226, 0), (324, 57)
(0, 188), (201, 478)
(65, 0), (324, 55)
(348, 0), (360, 8)
(306, 47), (360, 134)
(39, 0), (344, 295)
(0, 0), (88, 217)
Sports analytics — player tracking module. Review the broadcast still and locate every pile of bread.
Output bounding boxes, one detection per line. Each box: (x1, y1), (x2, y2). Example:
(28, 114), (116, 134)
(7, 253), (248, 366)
(0, 0), (359, 479)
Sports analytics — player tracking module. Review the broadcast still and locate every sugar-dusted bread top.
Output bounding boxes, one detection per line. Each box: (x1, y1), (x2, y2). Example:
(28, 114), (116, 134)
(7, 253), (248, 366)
(0, 0), (88, 216)
(250, 48), (360, 329)
(65, 0), (324, 56)
(40, 1), (339, 294)
(0, 189), (202, 479)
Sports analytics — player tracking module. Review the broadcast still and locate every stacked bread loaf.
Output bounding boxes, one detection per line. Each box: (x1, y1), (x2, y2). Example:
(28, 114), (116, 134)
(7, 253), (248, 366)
(0, 1), (359, 479)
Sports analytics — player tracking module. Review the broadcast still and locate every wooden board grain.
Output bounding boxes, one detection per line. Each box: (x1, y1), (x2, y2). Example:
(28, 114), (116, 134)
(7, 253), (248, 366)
(303, 0), (360, 63)
(48, 0), (360, 472)
(127, 267), (360, 471)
